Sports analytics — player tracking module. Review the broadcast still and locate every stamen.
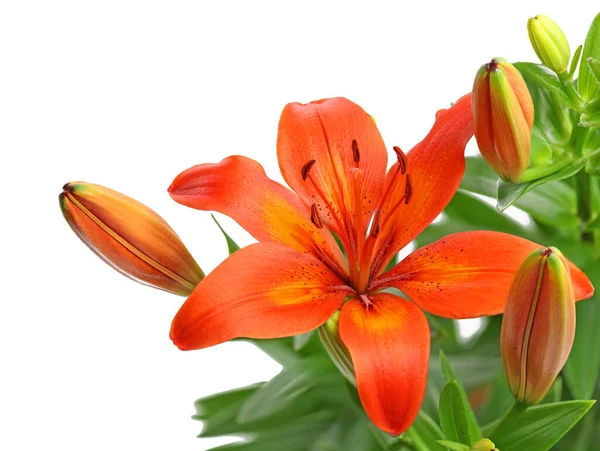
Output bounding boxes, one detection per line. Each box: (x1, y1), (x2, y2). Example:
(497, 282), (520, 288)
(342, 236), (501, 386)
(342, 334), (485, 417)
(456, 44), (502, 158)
(393, 146), (408, 175)
(370, 210), (381, 238)
(404, 174), (413, 204)
(301, 160), (316, 181)
(310, 203), (323, 229)
(352, 139), (360, 163)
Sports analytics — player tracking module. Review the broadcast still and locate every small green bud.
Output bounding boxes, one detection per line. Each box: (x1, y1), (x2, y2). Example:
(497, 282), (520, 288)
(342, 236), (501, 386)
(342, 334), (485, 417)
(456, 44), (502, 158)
(471, 438), (499, 451)
(318, 311), (355, 385)
(528, 15), (570, 74)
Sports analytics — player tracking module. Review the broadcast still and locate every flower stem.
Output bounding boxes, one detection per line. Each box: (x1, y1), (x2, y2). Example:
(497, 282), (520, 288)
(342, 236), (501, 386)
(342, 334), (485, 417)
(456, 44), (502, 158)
(490, 401), (528, 439)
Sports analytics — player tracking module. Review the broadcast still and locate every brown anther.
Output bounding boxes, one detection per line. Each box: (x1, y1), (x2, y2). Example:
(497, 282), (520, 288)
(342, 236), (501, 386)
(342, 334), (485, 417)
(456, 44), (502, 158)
(404, 174), (413, 204)
(393, 146), (407, 175)
(370, 210), (381, 238)
(301, 160), (316, 181)
(352, 139), (360, 163)
(310, 203), (323, 228)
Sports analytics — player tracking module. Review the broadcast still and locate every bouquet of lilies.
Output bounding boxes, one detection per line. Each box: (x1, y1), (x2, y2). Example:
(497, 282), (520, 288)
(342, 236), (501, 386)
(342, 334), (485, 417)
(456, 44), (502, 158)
(60, 12), (600, 451)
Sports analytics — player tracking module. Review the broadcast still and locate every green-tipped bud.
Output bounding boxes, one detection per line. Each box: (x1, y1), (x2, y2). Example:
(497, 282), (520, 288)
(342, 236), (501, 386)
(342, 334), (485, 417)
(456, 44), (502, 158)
(501, 247), (575, 405)
(472, 58), (534, 182)
(528, 15), (570, 74)
(471, 438), (499, 451)
(318, 311), (355, 385)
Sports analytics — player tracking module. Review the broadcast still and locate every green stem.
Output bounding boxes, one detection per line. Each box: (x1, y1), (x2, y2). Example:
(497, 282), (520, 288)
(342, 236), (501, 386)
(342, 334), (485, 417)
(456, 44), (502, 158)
(577, 170), (595, 243)
(489, 401), (528, 439)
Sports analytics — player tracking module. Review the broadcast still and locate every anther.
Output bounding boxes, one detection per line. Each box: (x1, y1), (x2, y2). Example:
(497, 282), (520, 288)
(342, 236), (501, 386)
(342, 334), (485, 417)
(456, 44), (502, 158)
(393, 146), (408, 175)
(404, 174), (413, 204)
(370, 210), (381, 238)
(352, 139), (360, 163)
(310, 203), (323, 228)
(301, 160), (316, 181)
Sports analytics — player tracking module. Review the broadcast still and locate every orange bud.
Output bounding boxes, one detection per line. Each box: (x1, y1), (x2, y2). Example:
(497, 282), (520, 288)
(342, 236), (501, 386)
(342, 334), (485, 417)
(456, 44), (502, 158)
(60, 182), (204, 296)
(500, 247), (575, 405)
(472, 58), (534, 183)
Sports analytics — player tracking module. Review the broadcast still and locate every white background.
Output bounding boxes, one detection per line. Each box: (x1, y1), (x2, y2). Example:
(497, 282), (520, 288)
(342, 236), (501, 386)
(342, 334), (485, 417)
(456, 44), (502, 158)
(1, 1), (598, 450)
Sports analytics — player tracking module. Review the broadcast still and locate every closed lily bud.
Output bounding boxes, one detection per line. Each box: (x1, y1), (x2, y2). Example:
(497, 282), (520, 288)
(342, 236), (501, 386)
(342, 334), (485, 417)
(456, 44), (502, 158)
(318, 311), (356, 385)
(528, 15), (570, 75)
(472, 58), (534, 183)
(471, 438), (499, 451)
(60, 182), (204, 296)
(501, 247), (575, 405)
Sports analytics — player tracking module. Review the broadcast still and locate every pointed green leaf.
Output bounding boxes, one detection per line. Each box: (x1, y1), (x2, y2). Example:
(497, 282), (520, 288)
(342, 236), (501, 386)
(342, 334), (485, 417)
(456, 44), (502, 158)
(211, 214), (240, 254)
(588, 57), (600, 83)
(207, 411), (337, 451)
(403, 410), (444, 451)
(568, 45), (583, 80)
(440, 380), (476, 446)
(436, 441), (470, 451)
(513, 62), (576, 107)
(490, 401), (595, 451)
(439, 352), (480, 445)
(564, 266), (600, 400)
(461, 157), (578, 229)
(579, 13), (600, 102)
(497, 159), (586, 211)
(293, 331), (315, 352)
(238, 358), (337, 423)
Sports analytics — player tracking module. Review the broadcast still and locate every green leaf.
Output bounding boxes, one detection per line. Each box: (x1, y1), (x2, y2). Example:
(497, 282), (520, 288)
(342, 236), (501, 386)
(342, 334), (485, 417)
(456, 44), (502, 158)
(490, 401), (595, 451)
(238, 358), (337, 423)
(579, 13), (600, 102)
(461, 157), (578, 229)
(432, 352), (501, 392)
(211, 214), (240, 254)
(513, 62), (575, 107)
(568, 45), (583, 81)
(439, 380), (476, 446)
(497, 159), (586, 211)
(588, 57), (600, 84)
(207, 411), (337, 451)
(564, 265), (600, 400)
(438, 352), (481, 444)
(293, 330), (315, 351)
(403, 410), (445, 451)
(436, 441), (470, 451)
(415, 190), (534, 247)
(193, 384), (262, 437)
(244, 337), (299, 367)
(518, 62), (577, 147)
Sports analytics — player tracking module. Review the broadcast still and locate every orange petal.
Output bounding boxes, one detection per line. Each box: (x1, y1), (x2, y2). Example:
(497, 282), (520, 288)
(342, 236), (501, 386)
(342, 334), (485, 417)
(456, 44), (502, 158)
(170, 243), (351, 350)
(370, 231), (593, 318)
(168, 155), (346, 277)
(365, 94), (474, 277)
(277, 97), (387, 250)
(339, 293), (430, 436)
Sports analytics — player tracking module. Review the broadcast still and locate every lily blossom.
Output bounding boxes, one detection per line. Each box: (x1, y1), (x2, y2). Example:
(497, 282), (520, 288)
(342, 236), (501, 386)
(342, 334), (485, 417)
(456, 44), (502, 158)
(167, 95), (593, 435)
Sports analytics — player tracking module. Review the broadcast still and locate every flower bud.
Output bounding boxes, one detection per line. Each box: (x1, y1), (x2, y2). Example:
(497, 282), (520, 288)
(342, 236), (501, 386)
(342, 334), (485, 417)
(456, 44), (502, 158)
(60, 182), (204, 296)
(471, 438), (499, 451)
(472, 58), (534, 183)
(500, 247), (575, 405)
(318, 311), (356, 385)
(528, 15), (570, 75)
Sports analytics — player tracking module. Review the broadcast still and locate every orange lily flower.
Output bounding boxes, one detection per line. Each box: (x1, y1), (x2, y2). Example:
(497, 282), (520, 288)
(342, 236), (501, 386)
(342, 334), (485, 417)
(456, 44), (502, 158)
(167, 95), (593, 435)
